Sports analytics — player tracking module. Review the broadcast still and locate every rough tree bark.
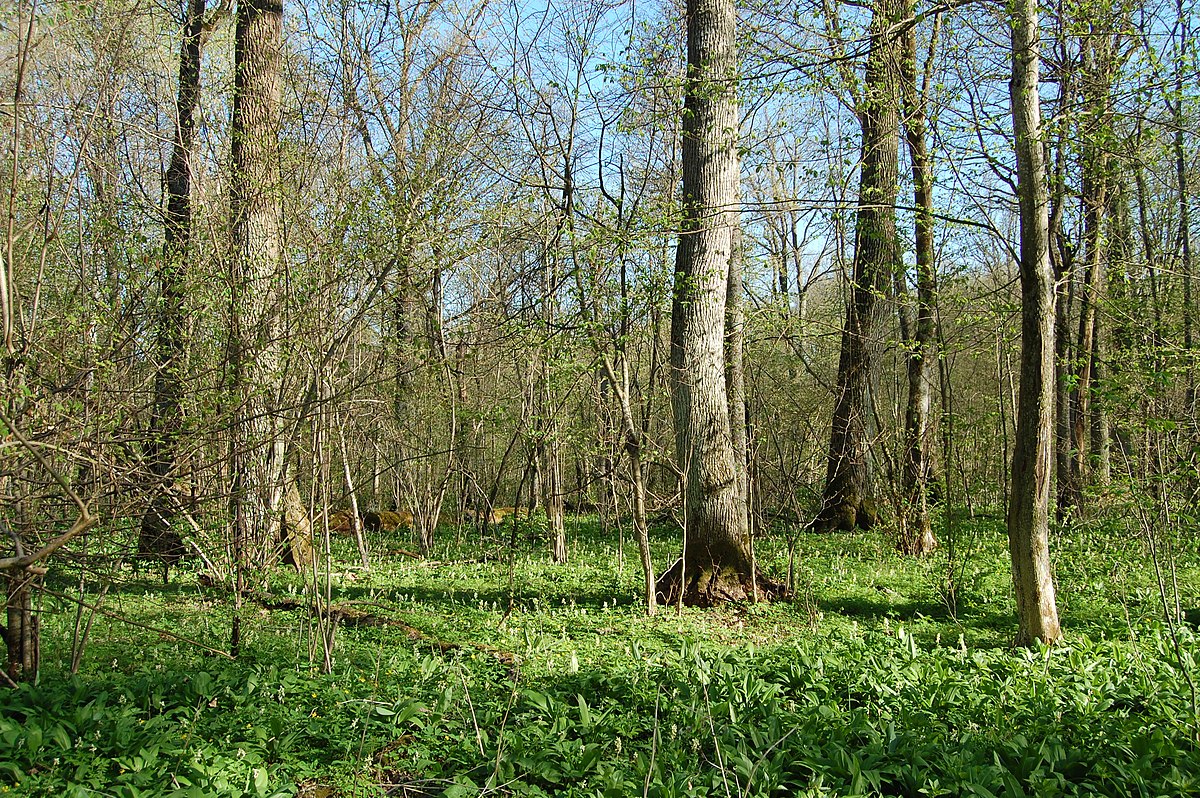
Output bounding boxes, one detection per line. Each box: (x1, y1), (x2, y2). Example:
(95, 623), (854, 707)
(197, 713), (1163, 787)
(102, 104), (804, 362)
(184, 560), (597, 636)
(896, 6), (940, 555)
(815, 0), (903, 533)
(140, 0), (205, 577)
(1007, 0), (1063, 646)
(659, 0), (772, 605)
(229, 0), (311, 634)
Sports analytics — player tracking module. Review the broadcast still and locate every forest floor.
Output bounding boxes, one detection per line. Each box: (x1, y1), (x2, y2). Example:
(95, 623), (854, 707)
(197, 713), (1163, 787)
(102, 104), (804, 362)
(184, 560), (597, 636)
(4, 510), (1200, 797)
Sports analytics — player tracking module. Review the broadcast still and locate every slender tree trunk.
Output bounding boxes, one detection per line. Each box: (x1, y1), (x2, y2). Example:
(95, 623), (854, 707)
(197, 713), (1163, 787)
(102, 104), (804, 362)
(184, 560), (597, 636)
(1173, 0), (1195, 415)
(140, 0), (205, 576)
(660, 0), (768, 605)
(726, 224), (749, 512)
(1046, 40), (1077, 520)
(896, 7), (940, 555)
(816, 0), (902, 533)
(1007, 0), (1063, 645)
(602, 356), (656, 615)
(1068, 23), (1117, 512)
(4, 532), (39, 683)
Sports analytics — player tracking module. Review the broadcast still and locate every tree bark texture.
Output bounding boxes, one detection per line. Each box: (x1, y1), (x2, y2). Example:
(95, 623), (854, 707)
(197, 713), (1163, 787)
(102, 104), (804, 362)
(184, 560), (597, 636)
(1007, 0), (1063, 645)
(897, 8), (939, 555)
(816, 0), (902, 533)
(140, 0), (205, 573)
(661, 0), (765, 605)
(229, 0), (310, 577)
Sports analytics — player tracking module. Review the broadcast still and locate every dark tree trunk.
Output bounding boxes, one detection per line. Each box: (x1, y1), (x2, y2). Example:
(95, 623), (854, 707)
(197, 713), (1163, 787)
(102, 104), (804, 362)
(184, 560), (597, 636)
(140, 0), (205, 577)
(815, 0), (902, 533)
(1007, 0), (1063, 645)
(5, 567), (39, 683)
(1173, 0), (1195, 414)
(660, 0), (771, 605)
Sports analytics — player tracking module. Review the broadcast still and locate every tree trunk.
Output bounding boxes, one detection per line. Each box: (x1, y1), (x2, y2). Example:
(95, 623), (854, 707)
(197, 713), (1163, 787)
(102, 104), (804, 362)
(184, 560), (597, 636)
(1007, 0), (1063, 646)
(1173, 0), (1195, 415)
(5, 567), (39, 683)
(601, 351), (658, 614)
(140, 0), (205, 577)
(1045, 48), (1077, 521)
(816, 0), (902, 533)
(1067, 21), (1118, 512)
(896, 7), (940, 555)
(660, 0), (770, 606)
(726, 224), (749, 513)
(281, 481), (315, 570)
(229, 0), (310, 613)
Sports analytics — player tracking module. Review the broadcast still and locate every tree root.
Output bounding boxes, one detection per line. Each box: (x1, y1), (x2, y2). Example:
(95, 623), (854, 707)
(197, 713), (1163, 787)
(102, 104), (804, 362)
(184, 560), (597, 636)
(654, 558), (782, 607)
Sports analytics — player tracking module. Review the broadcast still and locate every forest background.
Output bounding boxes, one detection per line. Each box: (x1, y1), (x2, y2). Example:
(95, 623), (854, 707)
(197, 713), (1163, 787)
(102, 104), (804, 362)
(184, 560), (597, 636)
(2, 0), (1200, 794)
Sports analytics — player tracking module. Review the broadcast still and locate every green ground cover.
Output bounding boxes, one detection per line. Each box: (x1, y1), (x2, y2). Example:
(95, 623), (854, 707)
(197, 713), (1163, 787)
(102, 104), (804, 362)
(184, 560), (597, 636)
(3, 514), (1199, 797)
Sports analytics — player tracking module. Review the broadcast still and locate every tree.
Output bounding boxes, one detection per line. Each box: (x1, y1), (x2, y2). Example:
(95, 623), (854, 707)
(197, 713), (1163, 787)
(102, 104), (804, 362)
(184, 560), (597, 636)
(658, 0), (768, 605)
(1007, 0), (1062, 646)
(895, 4), (941, 555)
(228, 0), (312, 653)
(815, 0), (904, 533)
(139, 0), (207, 578)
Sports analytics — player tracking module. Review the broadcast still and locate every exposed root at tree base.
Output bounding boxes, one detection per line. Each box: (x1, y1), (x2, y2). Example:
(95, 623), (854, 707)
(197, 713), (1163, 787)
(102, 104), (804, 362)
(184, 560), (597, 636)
(654, 558), (782, 607)
(810, 497), (881, 534)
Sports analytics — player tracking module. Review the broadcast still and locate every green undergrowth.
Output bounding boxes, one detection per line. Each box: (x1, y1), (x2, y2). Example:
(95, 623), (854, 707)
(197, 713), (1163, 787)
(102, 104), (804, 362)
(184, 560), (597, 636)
(3, 513), (1200, 797)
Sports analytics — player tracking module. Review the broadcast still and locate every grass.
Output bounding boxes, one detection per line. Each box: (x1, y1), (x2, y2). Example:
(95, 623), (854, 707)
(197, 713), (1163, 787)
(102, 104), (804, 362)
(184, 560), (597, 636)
(3, 511), (1200, 797)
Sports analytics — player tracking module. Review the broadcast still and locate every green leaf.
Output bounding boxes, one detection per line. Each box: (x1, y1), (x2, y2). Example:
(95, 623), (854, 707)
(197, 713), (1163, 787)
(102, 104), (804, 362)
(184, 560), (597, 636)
(576, 694), (592, 730)
(523, 689), (551, 714)
(253, 766), (269, 794)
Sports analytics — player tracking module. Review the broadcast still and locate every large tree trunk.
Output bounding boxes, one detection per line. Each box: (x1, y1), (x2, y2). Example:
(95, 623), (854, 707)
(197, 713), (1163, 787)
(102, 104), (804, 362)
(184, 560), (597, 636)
(896, 7), (940, 556)
(816, 0), (902, 534)
(659, 0), (766, 606)
(229, 0), (310, 642)
(1007, 0), (1063, 646)
(140, 0), (205, 576)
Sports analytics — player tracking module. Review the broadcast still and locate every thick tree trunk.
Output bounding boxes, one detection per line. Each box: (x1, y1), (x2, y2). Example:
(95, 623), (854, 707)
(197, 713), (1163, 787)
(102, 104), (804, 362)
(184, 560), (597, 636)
(1007, 0), (1063, 646)
(816, 0), (902, 533)
(229, 0), (310, 602)
(661, 0), (769, 606)
(281, 481), (315, 570)
(140, 0), (205, 577)
(896, 8), (939, 556)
